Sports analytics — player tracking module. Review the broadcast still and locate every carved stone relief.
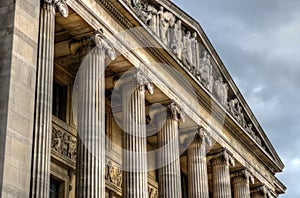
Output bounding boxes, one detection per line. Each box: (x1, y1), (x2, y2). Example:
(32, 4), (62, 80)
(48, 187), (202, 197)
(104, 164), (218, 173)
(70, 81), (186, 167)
(148, 186), (158, 198)
(105, 160), (123, 189)
(105, 159), (159, 198)
(130, 0), (265, 150)
(51, 127), (77, 161)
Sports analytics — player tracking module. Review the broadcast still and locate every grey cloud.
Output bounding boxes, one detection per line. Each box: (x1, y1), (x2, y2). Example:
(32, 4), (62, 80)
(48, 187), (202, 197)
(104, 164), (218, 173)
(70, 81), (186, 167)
(173, 0), (300, 197)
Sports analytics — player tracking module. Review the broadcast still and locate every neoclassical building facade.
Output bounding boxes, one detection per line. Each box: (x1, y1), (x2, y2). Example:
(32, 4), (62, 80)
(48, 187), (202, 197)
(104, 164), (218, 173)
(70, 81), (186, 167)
(0, 0), (286, 197)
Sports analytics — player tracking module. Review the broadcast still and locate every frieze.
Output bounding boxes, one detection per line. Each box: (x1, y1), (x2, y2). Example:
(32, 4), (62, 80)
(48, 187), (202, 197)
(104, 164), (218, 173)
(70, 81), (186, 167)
(105, 159), (159, 198)
(129, 0), (265, 150)
(51, 127), (77, 161)
(105, 160), (123, 190)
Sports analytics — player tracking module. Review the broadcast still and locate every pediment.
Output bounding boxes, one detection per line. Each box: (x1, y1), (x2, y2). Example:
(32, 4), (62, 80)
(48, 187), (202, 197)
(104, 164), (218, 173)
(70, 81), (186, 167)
(103, 0), (283, 171)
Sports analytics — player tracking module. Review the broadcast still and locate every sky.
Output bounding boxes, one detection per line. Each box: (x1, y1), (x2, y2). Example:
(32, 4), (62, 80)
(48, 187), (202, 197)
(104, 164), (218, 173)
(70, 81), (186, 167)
(172, 0), (300, 197)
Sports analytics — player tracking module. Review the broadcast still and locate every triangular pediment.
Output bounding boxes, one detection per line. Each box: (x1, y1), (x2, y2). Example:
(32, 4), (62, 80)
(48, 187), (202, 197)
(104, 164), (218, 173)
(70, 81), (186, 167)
(102, 0), (284, 171)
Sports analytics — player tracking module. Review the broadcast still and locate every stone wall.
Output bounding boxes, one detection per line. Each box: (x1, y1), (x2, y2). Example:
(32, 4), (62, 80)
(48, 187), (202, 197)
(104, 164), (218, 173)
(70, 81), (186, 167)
(0, 0), (40, 196)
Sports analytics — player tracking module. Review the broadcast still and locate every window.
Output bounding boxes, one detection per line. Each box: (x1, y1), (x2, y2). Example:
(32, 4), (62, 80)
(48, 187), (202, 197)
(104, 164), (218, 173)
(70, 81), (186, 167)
(50, 178), (60, 198)
(53, 81), (67, 121)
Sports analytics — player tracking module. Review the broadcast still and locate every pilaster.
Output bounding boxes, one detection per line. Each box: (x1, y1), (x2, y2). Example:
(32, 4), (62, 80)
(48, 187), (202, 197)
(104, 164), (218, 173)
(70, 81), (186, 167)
(0, 0), (40, 196)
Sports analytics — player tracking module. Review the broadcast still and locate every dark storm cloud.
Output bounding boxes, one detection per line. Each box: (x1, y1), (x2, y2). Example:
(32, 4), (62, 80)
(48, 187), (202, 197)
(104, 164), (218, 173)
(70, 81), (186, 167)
(173, 0), (300, 197)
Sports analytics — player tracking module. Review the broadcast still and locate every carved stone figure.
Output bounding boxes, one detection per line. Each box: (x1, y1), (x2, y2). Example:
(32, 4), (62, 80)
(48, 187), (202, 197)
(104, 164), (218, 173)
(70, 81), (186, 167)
(199, 51), (213, 91)
(65, 135), (76, 160)
(149, 187), (158, 198)
(52, 130), (62, 152)
(132, 0), (142, 9)
(214, 77), (228, 107)
(245, 123), (255, 138)
(61, 133), (69, 156)
(170, 20), (183, 59)
(158, 7), (175, 45)
(51, 128), (77, 161)
(116, 168), (122, 187)
(255, 136), (262, 146)
(105, 160), (122, 188)
(228, 98), (239, 117)
(182, 31), (193, 70)
(236, 104), (246, 128)
(145, 5), (158, 34)
(191, 32), (200, 72)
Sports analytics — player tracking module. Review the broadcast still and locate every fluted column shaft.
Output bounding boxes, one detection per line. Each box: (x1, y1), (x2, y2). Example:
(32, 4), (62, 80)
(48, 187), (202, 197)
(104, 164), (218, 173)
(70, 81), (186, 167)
(76, 48), (105, 198)
(211, 150), (235, 198)
(30, 1), (68, 197)
(232, 177), (250, 198)
(157, 103), (183, 198)
(76, 32), (115, 198)
(30, 2), (55, 197)
(232, 170), (254, 198)
(121, 71), (152, 198)
(188, 128), (210, 198)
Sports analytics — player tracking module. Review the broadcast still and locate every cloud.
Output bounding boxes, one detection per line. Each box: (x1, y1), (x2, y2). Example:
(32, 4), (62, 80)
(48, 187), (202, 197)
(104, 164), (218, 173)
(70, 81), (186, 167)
(173, 0), (300, 197)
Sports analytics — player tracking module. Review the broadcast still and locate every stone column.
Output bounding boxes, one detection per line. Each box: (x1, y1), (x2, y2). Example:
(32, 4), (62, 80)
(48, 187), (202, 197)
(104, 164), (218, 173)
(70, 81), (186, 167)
(75, 31), (116, 198)
(30, 1), (68, 197)
(187, 127), (211, 198)
(151, 102), (184, 198)
(119, 70), (154, 198)
(251, 186), (271, 198)
(231, 169), (254, 198)
(210, 149), (235, 198)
